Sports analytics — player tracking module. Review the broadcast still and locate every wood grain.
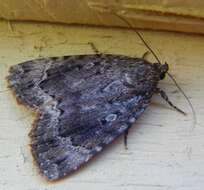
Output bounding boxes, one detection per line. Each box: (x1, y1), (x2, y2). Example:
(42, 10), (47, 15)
(1, 0), (204, 34)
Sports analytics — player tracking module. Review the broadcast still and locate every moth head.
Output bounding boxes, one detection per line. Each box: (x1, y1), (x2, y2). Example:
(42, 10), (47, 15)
(154, 62), (169, 80)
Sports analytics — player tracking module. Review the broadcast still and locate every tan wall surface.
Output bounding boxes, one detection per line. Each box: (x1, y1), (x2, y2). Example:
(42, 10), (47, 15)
(0, 0), (204, 34)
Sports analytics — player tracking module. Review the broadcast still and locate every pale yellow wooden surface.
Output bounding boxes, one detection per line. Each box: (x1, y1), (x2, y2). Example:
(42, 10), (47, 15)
(0, 20), (204, 190)
(1, 0), (204, 34)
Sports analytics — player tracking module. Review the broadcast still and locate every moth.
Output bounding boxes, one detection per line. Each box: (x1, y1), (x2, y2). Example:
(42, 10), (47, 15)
(7, 51), (185, 181)
(7, 14), (186, 181)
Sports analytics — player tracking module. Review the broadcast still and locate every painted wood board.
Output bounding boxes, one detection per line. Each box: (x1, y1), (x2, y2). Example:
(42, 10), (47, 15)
(0, 20), (204, 190)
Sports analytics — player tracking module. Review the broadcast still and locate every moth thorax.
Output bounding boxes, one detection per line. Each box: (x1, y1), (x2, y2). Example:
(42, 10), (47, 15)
(153, 62), (169, 80)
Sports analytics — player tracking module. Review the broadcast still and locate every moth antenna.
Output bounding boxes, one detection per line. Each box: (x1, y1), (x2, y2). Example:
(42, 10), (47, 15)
(114, 13), (197, 127)
(114, 13), (162, 64)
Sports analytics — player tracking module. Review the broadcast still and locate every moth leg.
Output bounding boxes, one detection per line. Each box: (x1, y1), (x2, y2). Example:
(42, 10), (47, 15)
(88, 42), (100, 54)
(124, 129), (129, 150)
(156, 88), (186, 115)
(142, 51), (150, 59)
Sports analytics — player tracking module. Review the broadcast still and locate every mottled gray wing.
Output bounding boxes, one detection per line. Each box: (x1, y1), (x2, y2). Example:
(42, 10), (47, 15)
(8, 54), (159, 180)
